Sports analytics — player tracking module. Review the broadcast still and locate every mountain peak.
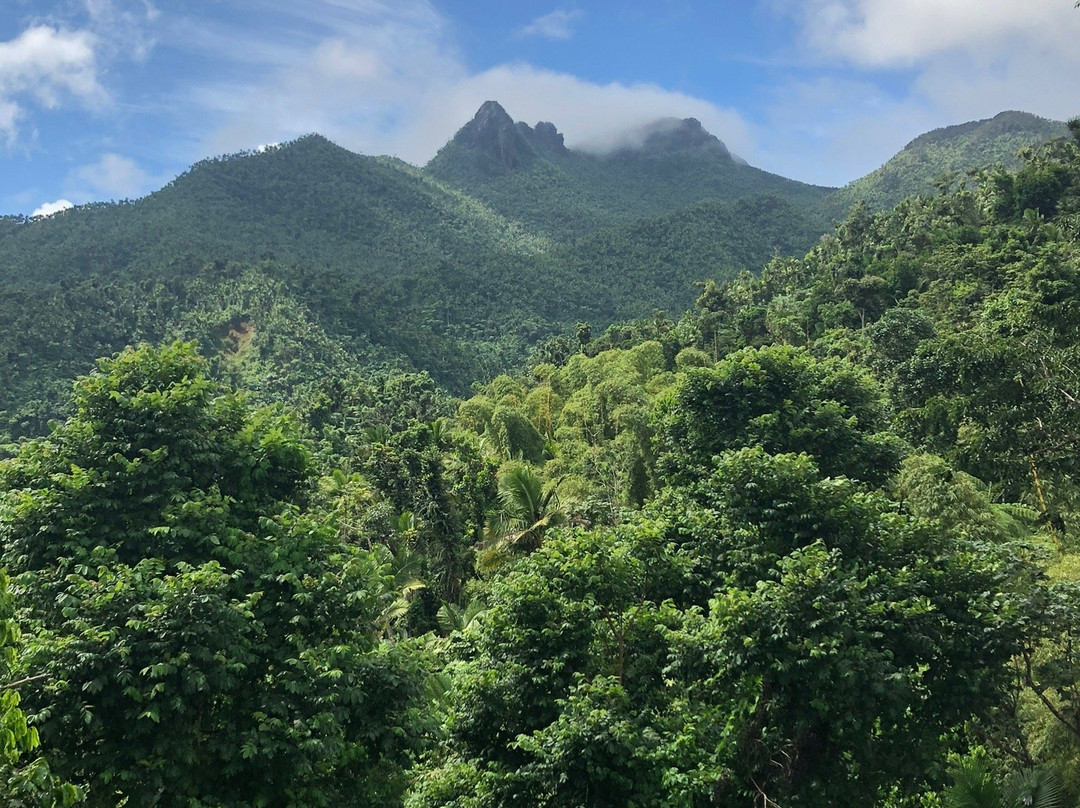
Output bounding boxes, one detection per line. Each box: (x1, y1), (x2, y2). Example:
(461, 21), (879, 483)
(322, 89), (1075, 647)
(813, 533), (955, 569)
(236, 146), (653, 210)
(473, 100), (515, 129)
(449, 101), (531, 169)
(444, 102), (568, 170)
(532, 121), (566, 153)
(904, 110), (1065, 152)
(613, 117), (732, 160)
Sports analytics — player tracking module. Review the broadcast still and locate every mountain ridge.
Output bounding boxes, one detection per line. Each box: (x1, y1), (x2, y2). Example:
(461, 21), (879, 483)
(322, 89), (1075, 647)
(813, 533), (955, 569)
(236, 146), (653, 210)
(425, 100), (831, 240)
(0, 102), (1069, 441)
(820, 110), (1069, 219)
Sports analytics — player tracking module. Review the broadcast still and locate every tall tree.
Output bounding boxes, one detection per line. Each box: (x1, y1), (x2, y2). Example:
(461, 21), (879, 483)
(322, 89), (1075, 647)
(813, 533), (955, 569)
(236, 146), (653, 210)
(0, 343), (427, 808)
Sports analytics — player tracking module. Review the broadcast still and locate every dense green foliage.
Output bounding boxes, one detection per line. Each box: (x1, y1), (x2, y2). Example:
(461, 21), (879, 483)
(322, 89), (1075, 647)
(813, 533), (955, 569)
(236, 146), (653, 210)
(0, 105), (1062, 426)
(0, 570), (81, 807)
(2, 107), (1080, 806)
(428, 121), (1080, 804)
(0, 111), (832, 415)
(411, 446), (1024, 807)
(0, 344), (428, 807)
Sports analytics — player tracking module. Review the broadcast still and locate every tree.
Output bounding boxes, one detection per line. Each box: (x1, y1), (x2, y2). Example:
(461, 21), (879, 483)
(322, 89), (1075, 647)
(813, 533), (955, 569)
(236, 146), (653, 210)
(476, 463), (565, 571)
(0, 569), (82, 807)
(942, 753), (1063, 808)
(410, 448), (1025, 808)
(655, 344), (903, 487)
(0, 343), (427, 808)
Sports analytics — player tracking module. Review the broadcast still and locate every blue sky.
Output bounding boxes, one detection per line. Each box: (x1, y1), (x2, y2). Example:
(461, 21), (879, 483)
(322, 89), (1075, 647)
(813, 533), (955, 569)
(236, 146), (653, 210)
(3, 0), (1080, 216)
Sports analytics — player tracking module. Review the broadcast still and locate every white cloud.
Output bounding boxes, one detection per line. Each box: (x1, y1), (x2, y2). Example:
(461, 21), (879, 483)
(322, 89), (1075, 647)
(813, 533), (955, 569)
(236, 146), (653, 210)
(792, 0), (1076, 68)
(0, 26), (102, 104)
(183, 1), (753, 167)
(760, 0), (1080, 184)
(0, 25), (104, 142)
(67, 153), (157, 200)
(517, 9), (584, 41)
(783, 0), (1080, 122)
(0, 2), (160, 148)
(31, 198), (73, 217)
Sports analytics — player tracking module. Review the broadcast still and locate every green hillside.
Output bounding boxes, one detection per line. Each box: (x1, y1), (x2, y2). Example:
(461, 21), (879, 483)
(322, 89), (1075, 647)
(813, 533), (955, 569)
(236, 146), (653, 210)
(821, 110), (1068, 220)
(0, 135), (557, 432)
(10, 116), (1080, 808)
(0, 110), (839, 431)
(4, 105), (1080, 808)
(1, 105), (1069, 445)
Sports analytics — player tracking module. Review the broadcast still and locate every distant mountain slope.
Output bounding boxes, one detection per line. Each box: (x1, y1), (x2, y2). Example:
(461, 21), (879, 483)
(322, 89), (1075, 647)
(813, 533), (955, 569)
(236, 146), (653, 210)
(425, 101), (833, 239)
(549, 194), (829, 323)
(0, 134), (550, 290)
(0, 135), (564, 386)
(0, 123), (830, 425)
(820, 111), (1068, 220)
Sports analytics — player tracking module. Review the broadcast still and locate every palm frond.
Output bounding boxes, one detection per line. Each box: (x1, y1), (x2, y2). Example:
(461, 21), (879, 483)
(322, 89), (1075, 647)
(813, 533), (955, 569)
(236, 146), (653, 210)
(1002, 768), (1063, 808)
(943, 755), (1002, 808)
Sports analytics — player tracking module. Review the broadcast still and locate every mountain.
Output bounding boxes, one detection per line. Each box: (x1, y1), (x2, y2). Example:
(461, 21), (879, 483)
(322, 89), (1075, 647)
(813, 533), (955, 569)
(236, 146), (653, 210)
(425, 100), (833, 239)
(0, 134), (560, 432)
(0, 111), (835, 436)
(1, 103), (1065, 442)
(820, 110), (1069, 220)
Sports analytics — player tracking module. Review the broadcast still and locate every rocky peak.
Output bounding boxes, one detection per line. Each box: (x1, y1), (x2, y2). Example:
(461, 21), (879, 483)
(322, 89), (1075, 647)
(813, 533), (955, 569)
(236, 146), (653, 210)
(531, 121), (567, 154)
(471, 100), (516, 132)
(453, 101), (532, 169)
(448, 102), (569, 169)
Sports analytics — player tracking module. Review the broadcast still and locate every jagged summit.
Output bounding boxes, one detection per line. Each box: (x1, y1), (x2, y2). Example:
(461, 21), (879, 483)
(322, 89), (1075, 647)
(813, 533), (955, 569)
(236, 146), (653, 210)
(452, 101), (530, 168)
(531, 120), (566, 153)
(426, 100), (830, 240)
(443, 102), (738, 171)
(447, 101), (567, 169)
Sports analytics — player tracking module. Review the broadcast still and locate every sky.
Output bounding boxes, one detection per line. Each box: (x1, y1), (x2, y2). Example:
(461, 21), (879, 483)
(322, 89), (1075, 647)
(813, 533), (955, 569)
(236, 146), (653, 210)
(3, 0), (1080, 217)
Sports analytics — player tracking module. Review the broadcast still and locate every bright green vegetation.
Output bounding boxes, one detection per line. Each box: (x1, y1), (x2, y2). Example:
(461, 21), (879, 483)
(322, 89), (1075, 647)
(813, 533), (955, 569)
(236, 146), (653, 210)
(1, 344), (430, 807)
(0, 569), (81, 807)
(1, 111), (1080, 806)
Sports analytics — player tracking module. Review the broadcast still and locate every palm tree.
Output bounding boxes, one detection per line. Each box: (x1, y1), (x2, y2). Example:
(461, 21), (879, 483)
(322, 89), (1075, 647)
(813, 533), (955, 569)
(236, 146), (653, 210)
(436, 599), (488, 635)
(943, 755), (1063, 808)
(477, 463), (565, 572)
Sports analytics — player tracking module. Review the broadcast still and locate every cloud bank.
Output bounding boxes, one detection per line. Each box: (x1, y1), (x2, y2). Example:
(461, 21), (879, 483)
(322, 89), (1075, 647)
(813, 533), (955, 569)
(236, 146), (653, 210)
(181, 1), (754, 167)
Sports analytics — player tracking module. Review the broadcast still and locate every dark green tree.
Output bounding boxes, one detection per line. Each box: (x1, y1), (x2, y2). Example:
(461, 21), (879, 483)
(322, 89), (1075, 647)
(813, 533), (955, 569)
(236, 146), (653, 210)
(410, 448), (1025, 808)
(0, 569), (82, 807)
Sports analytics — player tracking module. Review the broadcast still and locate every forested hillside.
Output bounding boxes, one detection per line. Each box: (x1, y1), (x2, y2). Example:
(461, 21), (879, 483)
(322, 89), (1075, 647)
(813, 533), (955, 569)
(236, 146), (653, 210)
(2, 108), (1080, 807)
(820, 110), (1068, 220)
(0, 104), (838, 438)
